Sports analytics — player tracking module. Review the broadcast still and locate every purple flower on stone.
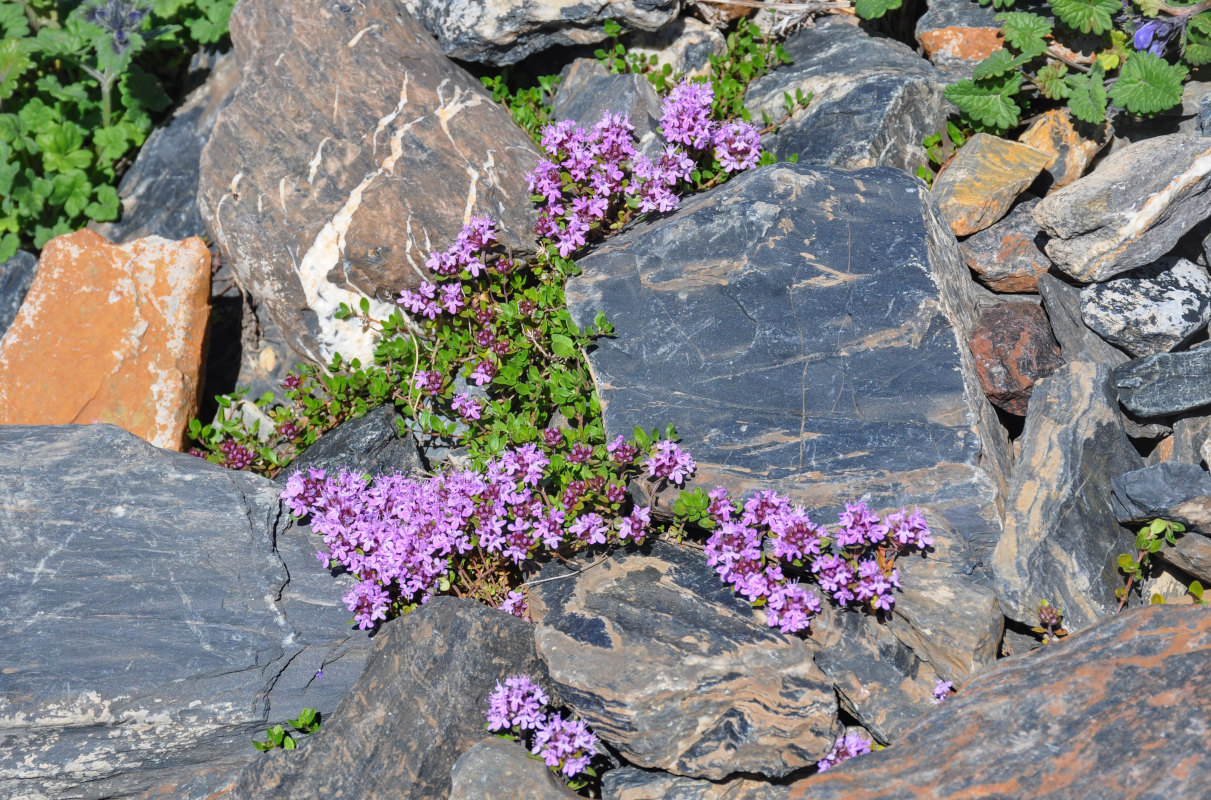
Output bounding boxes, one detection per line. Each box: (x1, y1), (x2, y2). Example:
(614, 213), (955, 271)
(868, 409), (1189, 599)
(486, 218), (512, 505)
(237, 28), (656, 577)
(451, 392), (482, 421)
(713, 120), (762, 172)
(569, 511), (609, 545)
(766, 582), (822, 633)
(645, 440), (696, 485)
(660, 80), (717, 149)
(817, 730), (873, 772)
(933, 679), (953, 703)
(616, 506), (651, 544)
(486, 675), (549, 732)
(500, 590), (529, 619)
(769, 508), (824, 563)
(606, 435), (638, 464)
(531, 712), (598, 778)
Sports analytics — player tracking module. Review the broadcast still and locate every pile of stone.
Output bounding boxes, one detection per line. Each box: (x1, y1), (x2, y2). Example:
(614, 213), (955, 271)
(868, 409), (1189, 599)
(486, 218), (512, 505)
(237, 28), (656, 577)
(4, 1), (1211, 798)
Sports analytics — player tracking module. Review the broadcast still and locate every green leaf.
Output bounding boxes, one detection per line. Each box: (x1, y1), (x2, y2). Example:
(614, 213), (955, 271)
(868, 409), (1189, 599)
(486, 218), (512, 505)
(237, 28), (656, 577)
(1117, 553), (1137, 571)
(85, 183), (120, 221)
(996, 12), (1052, 56)
(1065, 64), (1107, 124)
(120, 64), (172, 116)
(977, 0), (1017, 9)
(550, 333), (576, 359)
(0, 38), (33, 102)
(1109, 51), (1186, 116)
(1186, 14), (1211, 66)
(944, 73), (1022, 132)
(50, 169), (92, 216)
(1035, 62), (1071, 100)
(93, 126), (133, 163)
(37, 123), (91, 173)
(853, 0), (902, 20)
(1048, 0), (1118, 35)
(0, 2), (30, 38)
(972, 49), (1032, 79)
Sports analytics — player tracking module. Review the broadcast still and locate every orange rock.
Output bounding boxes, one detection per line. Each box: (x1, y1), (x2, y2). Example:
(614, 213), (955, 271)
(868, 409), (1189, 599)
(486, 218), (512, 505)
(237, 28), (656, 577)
(931, 133), (1052, 236)
(918, 27), (1003, 62)
(1017, 108), (1109, 192)
(0, 230), (210, 450)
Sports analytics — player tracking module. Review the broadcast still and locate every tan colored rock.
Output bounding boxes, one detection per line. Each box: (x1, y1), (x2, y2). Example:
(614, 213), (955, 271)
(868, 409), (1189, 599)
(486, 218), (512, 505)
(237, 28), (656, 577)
(1017, 108), (1109, 193)
(0, 230), (210, 450)
(931, 133), (1051, 236)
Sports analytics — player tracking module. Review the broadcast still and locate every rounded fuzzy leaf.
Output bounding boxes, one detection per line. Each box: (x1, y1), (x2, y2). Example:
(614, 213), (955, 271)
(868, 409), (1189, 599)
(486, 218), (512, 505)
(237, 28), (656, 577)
(854, 0), (902, 20)
(1064, 65), (1107, 124)
(1109, 51), (1186, 115)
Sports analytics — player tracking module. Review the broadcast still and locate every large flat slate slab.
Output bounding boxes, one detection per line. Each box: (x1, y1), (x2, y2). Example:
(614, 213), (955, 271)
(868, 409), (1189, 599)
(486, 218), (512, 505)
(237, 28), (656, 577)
(566, 164), (1011, 574)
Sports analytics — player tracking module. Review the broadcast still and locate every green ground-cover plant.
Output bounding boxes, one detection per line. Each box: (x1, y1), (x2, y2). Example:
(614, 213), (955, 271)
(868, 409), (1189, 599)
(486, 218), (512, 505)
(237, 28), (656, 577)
(252, 707), (320, 751)
(0, 0), (235, 260)
(914, 120), (968, 186)
(856, 0), (1202, 134)
(1114, 517), (1211, 608)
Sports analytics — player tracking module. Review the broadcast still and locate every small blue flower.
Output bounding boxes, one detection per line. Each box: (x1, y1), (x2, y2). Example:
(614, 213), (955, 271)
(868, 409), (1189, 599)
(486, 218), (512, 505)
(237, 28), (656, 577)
(1134, 18), (1177, 56)
(80, 0), (150, 54)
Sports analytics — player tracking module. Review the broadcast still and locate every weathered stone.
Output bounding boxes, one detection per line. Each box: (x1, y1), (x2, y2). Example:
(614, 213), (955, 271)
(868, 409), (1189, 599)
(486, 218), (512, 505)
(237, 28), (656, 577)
(0, 424), (373, 800)
(1111, 461), (1211, 534)
(1036, 271), (1130, 367)
(914, 0), (1003, 76)
(229, 597), (548, 800)
(399, 0), (680, 65)
(566, 163), (1011, 576)
(783, 605), (1211, 800)
(932, 133), (1051, 236)
(1110, 80), (1211, 149)
(274, 403), (424, 484)
(604, 767), (787, 800)
(551, 59), (664, 155)
(626, 15), (725, 78)
(1016, 108), (1109, 193)
(450, 738), (580, 800)
(959, 196), (1052, 292)
(0, 230), (210, 450)
(1034, 133), (1211, 282)
(198, 0), (540, 368)
(1172, 413), (1211, 465)
(1114, 345), (1211, 418)
(0, 249), (36, 337)
(92, 53), (239, 244)
(993, 362), (1143, 631)
(744, 19), (949, 174)
(1079, 257), (1211, 358)
(1156, 532), (1211, 585)
(531, 541), (839, 781)
(968, 302), (1064, 415)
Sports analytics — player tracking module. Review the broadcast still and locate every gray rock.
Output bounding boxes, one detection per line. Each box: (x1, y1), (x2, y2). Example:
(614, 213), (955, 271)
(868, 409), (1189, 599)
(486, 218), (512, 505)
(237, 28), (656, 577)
(959, 196), (1053, 293)
(1111, 461), (1211, 534)
(1172, 413), (1211, 465)
(914, 0), (1003, 78)
(400, 0), (680, 66)
(604, 767), (788, 800)
(565, 163), (1011, 577)
(1033, 133), (1211, 282)
(531, 541), (839, 781)
(0, 424), (373, 800)
(450, 737), (580, 800)
(551, 59), (664, 156)
(198, 0), (540, 368)
(626, 15), (725, 79)
(992, 362), (1143, 631)
(1114, 345), (1211, 418)
(274, 403), (425, 483)
(1037, 271), (1130, 367)
(0, 249), (37, 338)
(744, 19), (949, 174)
(1079, 257), (1211, 357)
(230, 597), (549, 800)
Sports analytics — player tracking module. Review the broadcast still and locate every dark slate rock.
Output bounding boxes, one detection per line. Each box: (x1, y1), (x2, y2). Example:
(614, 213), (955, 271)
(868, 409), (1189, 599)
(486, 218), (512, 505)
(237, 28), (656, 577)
(1110, 461), (1211, 534)
(1079, 257), (1211, 357)
(449, 737), (580, 800)
(1172, 413), (1211, 465)
(531, 541), (839, 781)
(783, 605), (1211, 799)
(967, 302), (1064, 415)
(0, 249), (37, 337)
(198, 0), (540, 368)
(744, 19), (949, 174)
(959, 196), (1053, 293)
(992, 362), (1143, 631)
(1114, 345), (1211, 418)
(566, 163), (1011, 576)
(1034, 133), (1211, 282)
(626, 15), (724, 79)
(551, 59), (664, 156)
(1037, 271), (1129, 367)
(604, 767), (788, 800)
(92, 53), (238, 244)
(229, 597), (549, 800)
(1155, 530), (1211, 585)
(399, 0), (680, 66)
(274, 403), (424, 483)
(0, 424), (373, 800)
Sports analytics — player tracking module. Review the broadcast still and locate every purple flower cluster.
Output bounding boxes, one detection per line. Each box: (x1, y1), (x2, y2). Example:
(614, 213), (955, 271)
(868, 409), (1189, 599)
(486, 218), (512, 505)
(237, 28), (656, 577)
(499, 589), (528, 619)
(933, 679), (953, 703)
(645, 440), (696, 485)
(220, 439), (253, 470)
(816, 730), (873, 772)
(661, 81), (762, 173)
(486, 674), (598, 779)
(704, 490), (933, 633)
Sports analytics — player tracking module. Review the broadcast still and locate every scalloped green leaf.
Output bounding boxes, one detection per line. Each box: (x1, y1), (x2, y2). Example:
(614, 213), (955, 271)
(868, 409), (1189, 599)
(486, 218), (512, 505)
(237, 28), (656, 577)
(977, 0), (1017, 9)
(854, 0), (902, 20)
(972, 49), (1032, 79)
(1036, 62), (1071, 99)
(1185, 13), (1211, 65)
(1109, 51), (1186, 115)
(997, 12), (1052, 56)
(944, 73), (1022, 132)
(0, 38), (32, 103)
(1049, 0), (1118, 34)
(1065, 64), (1107, 124)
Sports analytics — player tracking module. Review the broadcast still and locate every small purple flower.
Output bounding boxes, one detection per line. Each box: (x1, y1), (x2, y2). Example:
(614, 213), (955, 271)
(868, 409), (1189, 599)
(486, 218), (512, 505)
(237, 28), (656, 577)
(567, 443), (593, 464)
(606, 435), (639, 464)
(766, 582), (821, 633)
(645, 440), (696, 485)
(660, 80), (717, 149)
(531, 712), (598, 778)
(486, 675), (549, 732)
(817, 730), (873, 772)
(569, 512), (609, 545)
(500, 590), (529, 620)
(451, 392), (482, 421)
(713, 120), (762, 172)
(470, 360), (497, 386)
(933, 679), (953, 703)
(616, 506), (651, 544)
(1134, 18), (1177, 56)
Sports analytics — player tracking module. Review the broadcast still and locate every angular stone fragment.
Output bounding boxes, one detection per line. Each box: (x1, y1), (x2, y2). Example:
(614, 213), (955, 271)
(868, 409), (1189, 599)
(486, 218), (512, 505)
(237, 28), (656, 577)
(450, 738), (580, 800)
(1017, 109), (1109, 194)
(566, 164), (1011, 576)
(551, 59), (664, 155)
(932, 134), (1051, 236)
(604, 767), (788, 800)
(198, 0), (540, 368)
(626, 15), (725, 78)
(0, 424), (373, 800)
(783, 606), (1211, 799)
(993, 362), (1143, 631)
(968, 302), (1064, 415)
(1111, 461), (1211, 534)
(959, 196), (1052, 292)
(1034, 133), (1211, 282)
(914, 0), (1003, 76)
(0, 249), (36, 337)
(274, 403), (424, 484)
(531, 542), (839, 781)
(1037, 272), (1129, 367)
(400, 0), (680, 65)
(1079, 257), (1211, 358)
(0, 230), (209, 450)
(1172, 413), (1211, 465)
(1114, 345), (1211, 418)
(230, 598), (549, 800)
(744, 19), (949, 174)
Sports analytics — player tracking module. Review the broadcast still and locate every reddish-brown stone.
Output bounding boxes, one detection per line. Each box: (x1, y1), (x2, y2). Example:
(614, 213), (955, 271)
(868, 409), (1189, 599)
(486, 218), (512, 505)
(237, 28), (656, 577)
(968, 302), (1063, 415)
(785, 605), (1211, 800)
(918, 27), (1002, 62)
(0, 230), (210, 450)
